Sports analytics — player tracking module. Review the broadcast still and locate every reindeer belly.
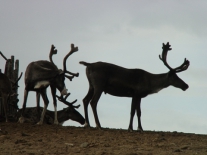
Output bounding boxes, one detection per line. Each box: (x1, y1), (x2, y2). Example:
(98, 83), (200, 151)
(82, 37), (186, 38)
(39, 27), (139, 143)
(104, 85), (134, 97)
(34, 81), (50, 89)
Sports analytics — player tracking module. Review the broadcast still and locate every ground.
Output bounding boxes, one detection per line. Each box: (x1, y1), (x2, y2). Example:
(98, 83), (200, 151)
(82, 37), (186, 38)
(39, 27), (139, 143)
(0, 122), (207, 155)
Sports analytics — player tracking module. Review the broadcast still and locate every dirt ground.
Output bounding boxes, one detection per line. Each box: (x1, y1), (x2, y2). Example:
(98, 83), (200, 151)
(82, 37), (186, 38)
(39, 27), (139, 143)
(0, 122), (207, 155)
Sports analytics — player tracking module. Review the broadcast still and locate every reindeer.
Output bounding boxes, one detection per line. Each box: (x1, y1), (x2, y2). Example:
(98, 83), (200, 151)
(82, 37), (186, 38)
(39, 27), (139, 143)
(0, 71), (22, 122)
(19, 44), (79, 125)
(16, 93), (85, 125)
(80, 42), (190, 132)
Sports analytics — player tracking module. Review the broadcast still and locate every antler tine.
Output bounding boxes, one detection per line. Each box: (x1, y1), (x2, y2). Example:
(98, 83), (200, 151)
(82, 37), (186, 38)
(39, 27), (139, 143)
(65, 71), (79, 77)
(174, 58), (190, 73)
(63, 44), (78, 73)
(49, 44), (57, 65)
(71, 99), (77, 104)
(64, 93), (71, 100)
(65, 75), (75, 81)
(56, 94), (78, 107)
(56, 94), (63, 101)
(159, 42), (173, 70)
(73, 104), (80, 109)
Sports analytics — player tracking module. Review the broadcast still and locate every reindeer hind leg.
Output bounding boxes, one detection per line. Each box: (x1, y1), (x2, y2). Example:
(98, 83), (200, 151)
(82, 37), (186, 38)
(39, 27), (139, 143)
(83, 85), (94, 128)
(90, 89), (103, 129)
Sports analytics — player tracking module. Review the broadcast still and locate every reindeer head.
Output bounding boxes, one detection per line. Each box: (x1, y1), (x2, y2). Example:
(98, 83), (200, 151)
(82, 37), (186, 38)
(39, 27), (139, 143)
(49, 44), (79, 95)
(56, 93), (85, 125)
(159, 42), (190, 91)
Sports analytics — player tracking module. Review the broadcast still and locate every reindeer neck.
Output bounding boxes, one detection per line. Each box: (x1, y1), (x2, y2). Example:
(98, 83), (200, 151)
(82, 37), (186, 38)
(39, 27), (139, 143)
(57, 109), (69, 124)
(148, 72), (170, 93)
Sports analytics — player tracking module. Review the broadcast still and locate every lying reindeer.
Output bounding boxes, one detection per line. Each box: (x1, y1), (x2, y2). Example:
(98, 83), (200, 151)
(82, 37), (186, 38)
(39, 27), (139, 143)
(16, 94), (85, 125)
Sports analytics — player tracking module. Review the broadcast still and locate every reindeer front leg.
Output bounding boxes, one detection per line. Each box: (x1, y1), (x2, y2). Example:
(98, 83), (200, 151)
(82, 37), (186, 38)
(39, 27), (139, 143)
(136, 97), (143, 132)
(128, 97), (143, 132)
(50, 85), (59, 125)
(37, 89), (49, 125)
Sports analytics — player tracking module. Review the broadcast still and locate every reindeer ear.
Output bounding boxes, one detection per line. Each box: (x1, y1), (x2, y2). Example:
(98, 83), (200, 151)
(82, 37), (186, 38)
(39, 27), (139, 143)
(65, 106), (71, 112)
(58, 69), (64, 75)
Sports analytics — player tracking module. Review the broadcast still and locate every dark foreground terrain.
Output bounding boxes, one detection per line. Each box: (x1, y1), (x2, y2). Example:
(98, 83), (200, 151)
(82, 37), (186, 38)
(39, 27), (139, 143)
(0, 122), (207, 155)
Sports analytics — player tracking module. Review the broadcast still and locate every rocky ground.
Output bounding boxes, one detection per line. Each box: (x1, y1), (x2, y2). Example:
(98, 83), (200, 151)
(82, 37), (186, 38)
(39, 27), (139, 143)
(0, 122), (207, 155)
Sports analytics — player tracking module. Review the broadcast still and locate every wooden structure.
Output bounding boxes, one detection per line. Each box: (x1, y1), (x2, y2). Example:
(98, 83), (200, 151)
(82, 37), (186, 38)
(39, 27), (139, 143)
(0, 51), (20, 120)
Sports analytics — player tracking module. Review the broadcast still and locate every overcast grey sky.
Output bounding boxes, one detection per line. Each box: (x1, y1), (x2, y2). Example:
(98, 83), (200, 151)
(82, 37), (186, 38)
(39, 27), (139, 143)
(1, 1), (207, 134)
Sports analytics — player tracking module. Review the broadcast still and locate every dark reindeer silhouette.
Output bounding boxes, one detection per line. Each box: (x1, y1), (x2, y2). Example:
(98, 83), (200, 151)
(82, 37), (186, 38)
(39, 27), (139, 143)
(80, 42), (190, 131)
(19, 44), (79, 125)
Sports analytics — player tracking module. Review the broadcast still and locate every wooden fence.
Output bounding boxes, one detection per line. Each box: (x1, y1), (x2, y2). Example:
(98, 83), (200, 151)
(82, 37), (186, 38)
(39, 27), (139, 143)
(0, 52), (20, 120)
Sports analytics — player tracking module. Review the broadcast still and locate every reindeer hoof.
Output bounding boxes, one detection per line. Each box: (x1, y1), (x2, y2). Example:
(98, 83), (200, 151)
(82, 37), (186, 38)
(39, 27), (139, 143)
(84, 123), (90, 129)
(54, 120), (59, 125)
(128, 128), (133, 132)
(137, 127), (144, 132)
(37, 121), (43, 125)
(95, 125), (102, 130)
(96, 127), (102, 130)
(18, 117), (25, 123)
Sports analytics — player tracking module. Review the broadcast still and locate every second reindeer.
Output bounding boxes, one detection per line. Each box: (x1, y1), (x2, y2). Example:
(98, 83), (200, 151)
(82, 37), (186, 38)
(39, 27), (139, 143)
(19, 44), (79, 125)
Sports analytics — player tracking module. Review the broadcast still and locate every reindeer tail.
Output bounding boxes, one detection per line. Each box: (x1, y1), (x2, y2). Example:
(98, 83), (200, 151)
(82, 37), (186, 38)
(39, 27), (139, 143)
(79, 61), (91, 66)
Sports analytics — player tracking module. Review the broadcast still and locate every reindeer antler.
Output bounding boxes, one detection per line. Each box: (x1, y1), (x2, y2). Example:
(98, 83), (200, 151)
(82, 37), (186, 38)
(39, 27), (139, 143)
(63, 44), (79, 81)
(159, 42), (190, 73)
(49, 45), (57, 65)
(174, 58), (190, 73)
(56, 93), (80, 108)
(159, 42), (173, 70)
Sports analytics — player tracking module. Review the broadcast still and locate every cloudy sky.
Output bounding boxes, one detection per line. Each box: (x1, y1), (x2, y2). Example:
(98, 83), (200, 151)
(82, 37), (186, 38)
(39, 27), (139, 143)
(1, 1), (207, 134)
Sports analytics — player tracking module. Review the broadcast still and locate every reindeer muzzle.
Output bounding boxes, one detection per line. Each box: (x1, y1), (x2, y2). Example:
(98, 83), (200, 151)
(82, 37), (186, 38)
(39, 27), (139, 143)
(182, 84), (189, 91)
(61, 86), (68, 95)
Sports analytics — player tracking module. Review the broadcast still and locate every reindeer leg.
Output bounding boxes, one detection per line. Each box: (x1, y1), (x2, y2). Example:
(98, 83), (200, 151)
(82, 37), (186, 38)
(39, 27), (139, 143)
(83, 86), (94, 128)
(19, 89), (29, 123)
(50, 86), (59, 125)
(90, 89), (102, 129)
(136, 97), (143, 132)
(128, 97), (137, 132)
(36, 92), (41, 121)
(37, 89), (49, 125)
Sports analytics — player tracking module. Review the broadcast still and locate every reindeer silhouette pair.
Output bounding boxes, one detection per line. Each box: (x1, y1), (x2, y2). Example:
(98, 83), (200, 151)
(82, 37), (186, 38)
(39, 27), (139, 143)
(18, 44), (83, 125)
